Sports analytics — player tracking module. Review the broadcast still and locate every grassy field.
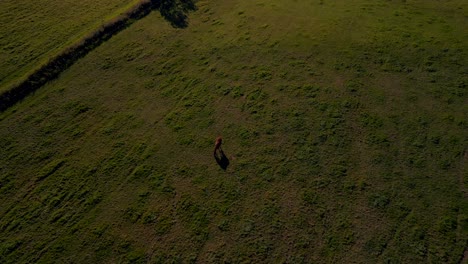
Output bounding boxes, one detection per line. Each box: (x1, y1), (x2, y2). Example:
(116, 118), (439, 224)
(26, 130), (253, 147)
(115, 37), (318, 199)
(1, 0), (467, 263)
(0, 0), (141, 92)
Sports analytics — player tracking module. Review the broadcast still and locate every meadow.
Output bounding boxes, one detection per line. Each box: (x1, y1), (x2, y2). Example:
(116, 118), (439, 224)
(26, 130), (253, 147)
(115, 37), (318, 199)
(0, 0), (141, 92)
(0, 0), (467, 263)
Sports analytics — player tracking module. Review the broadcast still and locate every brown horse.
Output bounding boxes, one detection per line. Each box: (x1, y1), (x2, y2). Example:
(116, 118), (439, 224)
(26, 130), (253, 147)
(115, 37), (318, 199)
(214, 136), (223, 154)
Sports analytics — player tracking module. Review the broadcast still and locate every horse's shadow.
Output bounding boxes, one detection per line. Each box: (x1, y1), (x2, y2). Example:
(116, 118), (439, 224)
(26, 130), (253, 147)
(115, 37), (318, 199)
(214, 149), (230, 171)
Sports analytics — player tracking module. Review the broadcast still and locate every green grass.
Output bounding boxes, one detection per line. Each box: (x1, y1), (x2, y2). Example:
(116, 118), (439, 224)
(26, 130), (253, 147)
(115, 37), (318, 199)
(1, 0), (467, 263)
(0, 0), (141, 92)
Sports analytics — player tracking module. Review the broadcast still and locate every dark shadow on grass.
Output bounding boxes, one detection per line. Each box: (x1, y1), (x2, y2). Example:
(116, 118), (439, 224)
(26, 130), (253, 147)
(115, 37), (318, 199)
(214, 149), (230, 171)
(155, 0), (197, 28)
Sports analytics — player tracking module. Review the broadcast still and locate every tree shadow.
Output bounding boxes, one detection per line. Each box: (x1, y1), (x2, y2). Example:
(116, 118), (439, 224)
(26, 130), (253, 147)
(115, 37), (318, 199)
(154, 0), (197, 28)
(214, 149), (230, 171)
